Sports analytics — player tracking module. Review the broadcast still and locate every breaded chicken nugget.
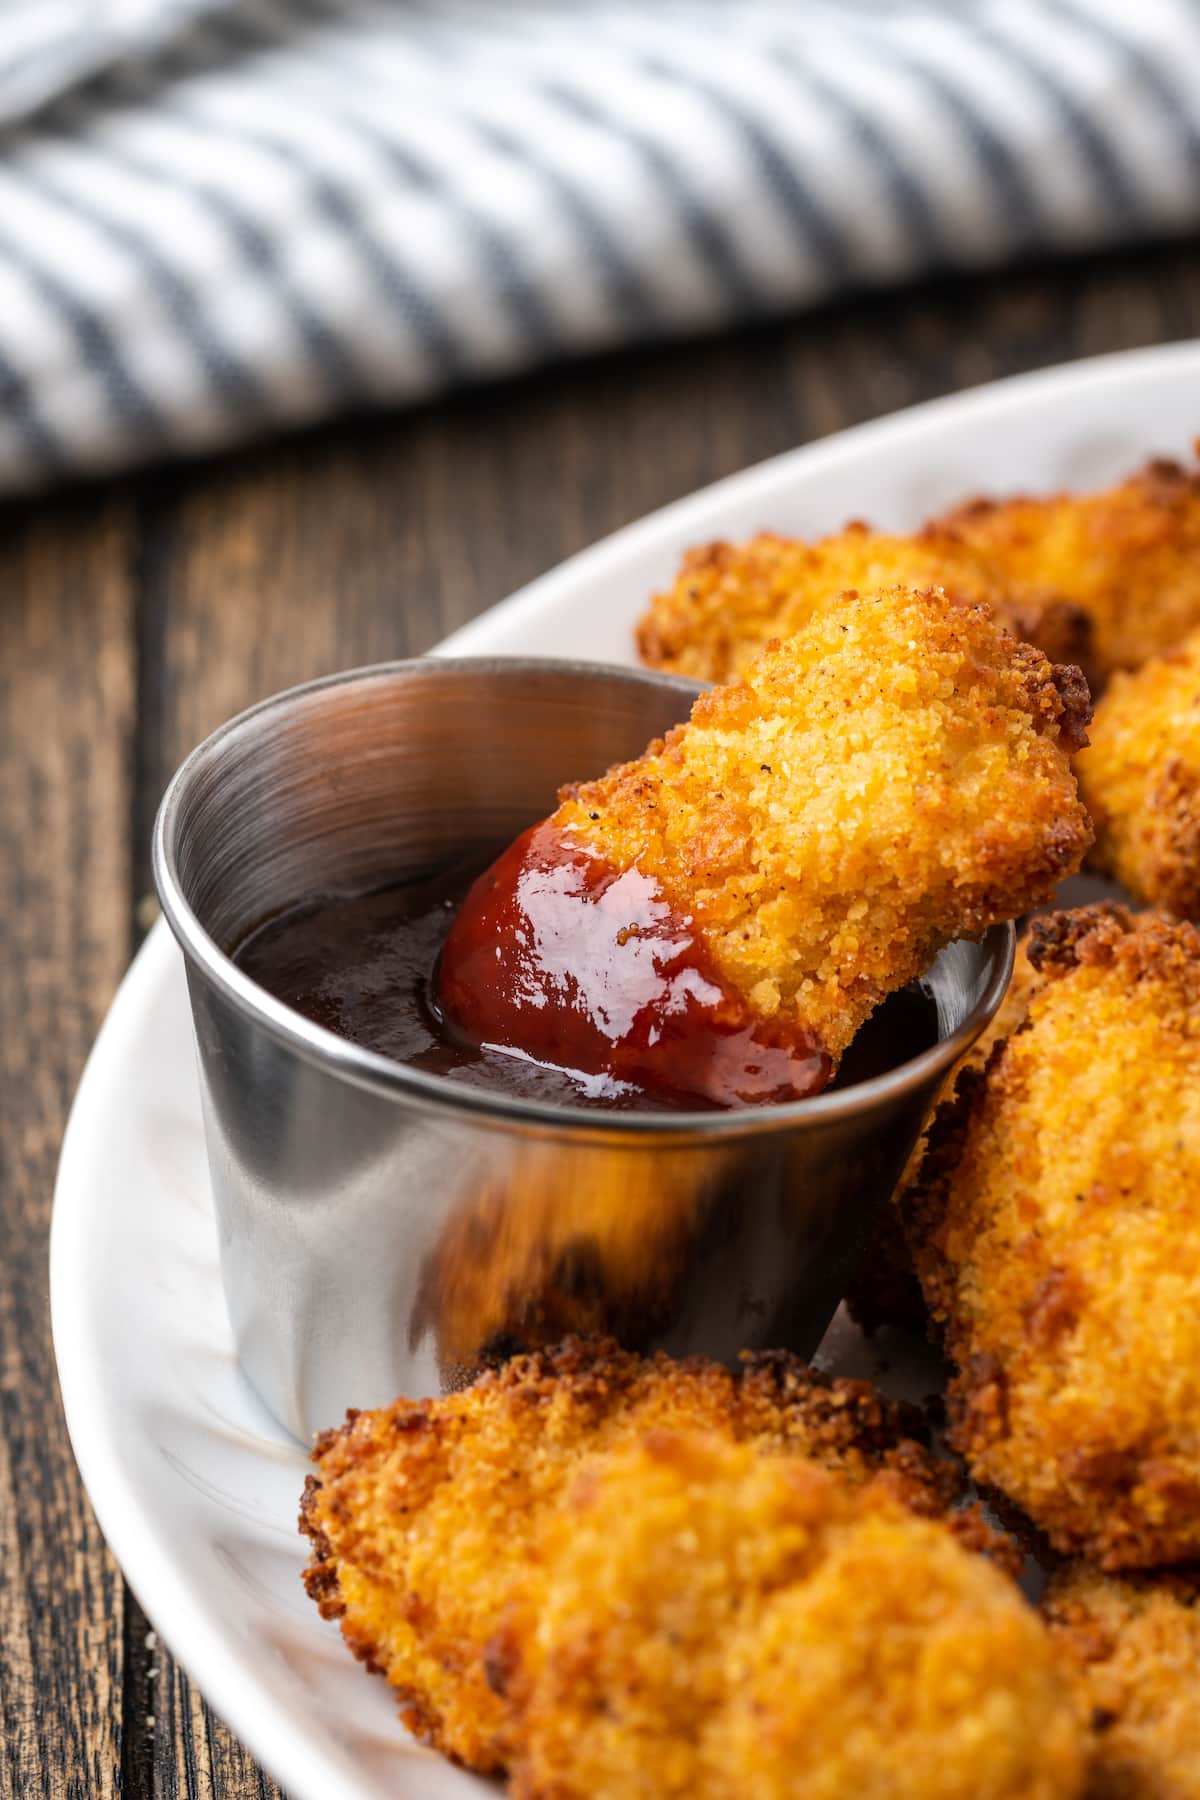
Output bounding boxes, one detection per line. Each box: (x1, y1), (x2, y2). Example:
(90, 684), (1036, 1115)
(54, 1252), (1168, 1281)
(636, 522), (1093, 685)
(300, 1338), (976, 1773)
(908, 905), (1200, 1569)
(439, 589), (1091, 1107)
(1077, 628), (1200, 918)
(938, 455), (1200, 683)
(503, 1431), (1086, 1800)
(1045, 1564), (1200, 1800)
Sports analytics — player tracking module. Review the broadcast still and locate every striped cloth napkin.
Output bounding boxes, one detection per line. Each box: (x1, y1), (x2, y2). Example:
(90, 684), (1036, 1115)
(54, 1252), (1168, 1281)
(1, 0), (1198, 493)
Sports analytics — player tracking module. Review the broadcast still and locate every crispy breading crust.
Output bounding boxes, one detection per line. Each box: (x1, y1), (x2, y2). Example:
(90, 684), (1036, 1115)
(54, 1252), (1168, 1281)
(1076, 629), (1200, 918)
(906, 906), (1200, 1569)
(635, 522), (1095, 687)
(300, 1338), (1004, 1774)
(638, 455), (1200, 697)
(1044, 1564), (1200, 1800)
(1021, 900), (1138, 974)
(937, 454), (1200, 683)
(561, 587), (1091, 1065)
(503, 1431), (1086, 1800)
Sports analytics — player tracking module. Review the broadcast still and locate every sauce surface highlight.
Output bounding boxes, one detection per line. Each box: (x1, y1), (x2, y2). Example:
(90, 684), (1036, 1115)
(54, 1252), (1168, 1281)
(436, 821), (831, 1108)
(235, 844), (942, 1112)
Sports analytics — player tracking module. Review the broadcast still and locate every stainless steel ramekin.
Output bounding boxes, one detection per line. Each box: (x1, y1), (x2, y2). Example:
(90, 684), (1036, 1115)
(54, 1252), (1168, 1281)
(153, 657), (1014, 1441)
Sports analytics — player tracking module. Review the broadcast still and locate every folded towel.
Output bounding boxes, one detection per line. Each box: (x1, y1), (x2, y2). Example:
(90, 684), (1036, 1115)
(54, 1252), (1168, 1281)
(0, 0), (1197, 492)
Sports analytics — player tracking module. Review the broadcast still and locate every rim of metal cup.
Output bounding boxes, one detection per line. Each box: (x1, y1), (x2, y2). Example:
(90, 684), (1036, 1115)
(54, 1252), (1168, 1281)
(153, 656), (1016, 1146)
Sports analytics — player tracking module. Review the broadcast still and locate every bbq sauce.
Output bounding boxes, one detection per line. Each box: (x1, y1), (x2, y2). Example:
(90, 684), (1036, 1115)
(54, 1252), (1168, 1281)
(234, 845), (941, 1114)
(437, 821), (830, 1108)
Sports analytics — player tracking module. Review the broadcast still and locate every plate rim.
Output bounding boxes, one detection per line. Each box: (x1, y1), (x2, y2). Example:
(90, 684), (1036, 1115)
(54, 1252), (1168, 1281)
(51, 336), (1200, 1800)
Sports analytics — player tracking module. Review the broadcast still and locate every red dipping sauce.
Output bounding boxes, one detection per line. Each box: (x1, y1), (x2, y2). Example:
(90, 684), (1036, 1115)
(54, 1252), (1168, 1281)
(436, 821), (831, 1109)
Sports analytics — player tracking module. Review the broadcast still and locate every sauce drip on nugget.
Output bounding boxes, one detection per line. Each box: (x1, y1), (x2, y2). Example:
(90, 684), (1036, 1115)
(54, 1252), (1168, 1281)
(439, 820), (829, 1105)
(439, 588), (1093, 1107)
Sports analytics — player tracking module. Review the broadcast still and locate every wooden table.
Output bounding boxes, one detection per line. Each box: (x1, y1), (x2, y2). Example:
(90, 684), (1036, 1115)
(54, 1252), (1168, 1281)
(4, 241), (1199, 1799)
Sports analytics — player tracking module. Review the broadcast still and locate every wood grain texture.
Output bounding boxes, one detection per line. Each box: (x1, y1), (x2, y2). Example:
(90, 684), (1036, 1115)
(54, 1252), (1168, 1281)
(146, 1635), (279, 1800)
(3, 240), (1200, 1800)
(0, 491), (136, 1800)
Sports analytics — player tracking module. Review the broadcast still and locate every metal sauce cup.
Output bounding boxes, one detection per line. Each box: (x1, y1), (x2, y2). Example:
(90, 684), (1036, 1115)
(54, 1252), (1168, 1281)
(153, 658), (1014, 1441)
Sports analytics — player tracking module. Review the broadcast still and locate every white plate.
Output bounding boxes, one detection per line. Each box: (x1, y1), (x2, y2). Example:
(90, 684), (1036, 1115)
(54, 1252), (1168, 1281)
(52, 340), (1200, 1800)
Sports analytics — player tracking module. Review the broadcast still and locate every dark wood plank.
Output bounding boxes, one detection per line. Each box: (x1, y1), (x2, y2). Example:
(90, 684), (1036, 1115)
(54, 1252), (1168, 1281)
(0, 491), (137, 1800)
(147, 1634), (279, 1800)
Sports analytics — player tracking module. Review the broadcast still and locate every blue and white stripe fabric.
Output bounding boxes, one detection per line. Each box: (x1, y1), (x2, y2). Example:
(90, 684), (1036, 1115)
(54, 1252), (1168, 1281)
(1, 0), (1199, 492)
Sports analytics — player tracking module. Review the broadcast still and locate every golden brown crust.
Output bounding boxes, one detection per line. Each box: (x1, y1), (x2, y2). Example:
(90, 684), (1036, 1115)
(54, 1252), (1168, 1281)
(1045, 1564), (1200, 1799)
(1076, 628), (1200, 918)
(300, 1338), (999, 1773)
(905, 906), (1200, 1569)
(298, 1473), (345, 1619)
(634, 521), (1095, 687)
(639, 455), (1200, 698)
(1048, 659), (1097, 753)
(1022, 900), (1140, 974)
(562, 587), (1091, 1066)
(937, 454), (1200, 683)
(504, 1431), (1086, 1800)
